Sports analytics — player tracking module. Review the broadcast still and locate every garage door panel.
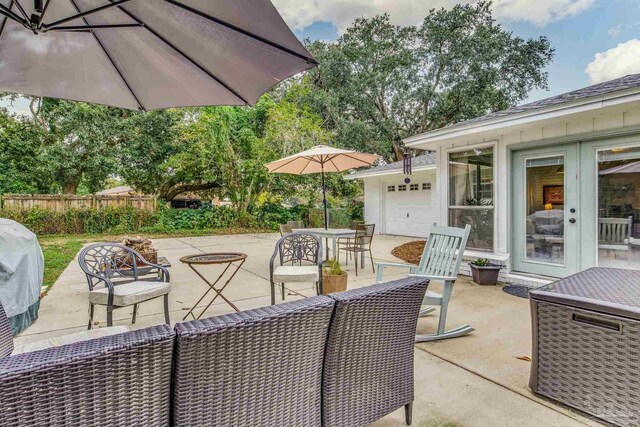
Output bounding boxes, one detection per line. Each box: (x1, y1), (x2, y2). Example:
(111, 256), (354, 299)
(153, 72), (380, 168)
(385, 183), (432, 238)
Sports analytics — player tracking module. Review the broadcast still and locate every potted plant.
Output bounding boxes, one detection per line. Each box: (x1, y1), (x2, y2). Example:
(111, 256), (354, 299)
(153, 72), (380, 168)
(469, 258), (502, 286)
(322, 257), (348, 294)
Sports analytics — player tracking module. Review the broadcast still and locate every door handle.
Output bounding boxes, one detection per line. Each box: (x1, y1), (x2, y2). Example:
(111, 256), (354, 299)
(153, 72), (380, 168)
(569, 218), (576, 224)
(570, 208), (576, 213)
(406, 212), (409, 218)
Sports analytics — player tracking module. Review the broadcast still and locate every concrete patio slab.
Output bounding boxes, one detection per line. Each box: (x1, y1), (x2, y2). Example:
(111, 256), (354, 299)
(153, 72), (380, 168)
(15, 232), (603, 426)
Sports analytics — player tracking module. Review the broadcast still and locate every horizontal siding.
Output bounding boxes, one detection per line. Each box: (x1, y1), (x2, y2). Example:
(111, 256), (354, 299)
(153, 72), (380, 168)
(363, 179), (381, 234)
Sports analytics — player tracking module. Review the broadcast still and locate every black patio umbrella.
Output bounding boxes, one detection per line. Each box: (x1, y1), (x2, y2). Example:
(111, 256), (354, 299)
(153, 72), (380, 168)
(0, 0), (316, 110)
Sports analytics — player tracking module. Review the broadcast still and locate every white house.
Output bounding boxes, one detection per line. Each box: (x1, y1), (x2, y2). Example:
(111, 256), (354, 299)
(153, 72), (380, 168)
(350, 73), (640, 285)
(344, 153), (437, 238)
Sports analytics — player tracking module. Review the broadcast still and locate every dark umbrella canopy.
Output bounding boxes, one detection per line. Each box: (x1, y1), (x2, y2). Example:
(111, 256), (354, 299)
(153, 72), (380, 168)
(0, 0), (316, 110)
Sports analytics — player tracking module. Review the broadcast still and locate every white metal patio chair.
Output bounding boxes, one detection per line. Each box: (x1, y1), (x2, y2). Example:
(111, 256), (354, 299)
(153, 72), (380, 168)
(376, 224), (472, 342)
(269, 232), (323, 305)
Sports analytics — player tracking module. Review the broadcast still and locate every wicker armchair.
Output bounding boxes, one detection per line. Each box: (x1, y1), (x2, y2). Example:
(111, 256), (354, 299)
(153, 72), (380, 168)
(322, 277), (429, 427)
(0, 321), (174, 426)
(269, 232), (323, 305)
(173, 296), (335, 427)
(78, 243), (171, 328)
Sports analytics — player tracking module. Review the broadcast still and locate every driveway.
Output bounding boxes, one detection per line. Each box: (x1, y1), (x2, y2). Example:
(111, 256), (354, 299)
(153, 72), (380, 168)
(16, 232), (600, 427)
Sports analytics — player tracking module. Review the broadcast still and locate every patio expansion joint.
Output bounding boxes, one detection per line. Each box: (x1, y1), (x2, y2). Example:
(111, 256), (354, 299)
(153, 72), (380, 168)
(413, 345), (596, 426)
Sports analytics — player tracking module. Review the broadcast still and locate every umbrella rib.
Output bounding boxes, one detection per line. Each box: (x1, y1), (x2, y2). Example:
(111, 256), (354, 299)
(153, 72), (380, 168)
(0, 3), (26, 26)
(12, 0), (27, 21)
(0, 0), (12, 39)
(328, 157), (340, 172)
(43, 0), (135, 30)
(268, 156), (302, 173)
(299, 158), (314, 174)
(67, 0), (146, 111)
(37, 0), (51, 29)
(107, 0), (249, 105)
(341, 152), (378, 167)
(162, 0), (317, 64)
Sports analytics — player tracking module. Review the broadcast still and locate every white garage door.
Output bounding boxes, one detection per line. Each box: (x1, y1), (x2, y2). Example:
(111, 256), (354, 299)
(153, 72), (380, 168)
(385, 182), (432, 238)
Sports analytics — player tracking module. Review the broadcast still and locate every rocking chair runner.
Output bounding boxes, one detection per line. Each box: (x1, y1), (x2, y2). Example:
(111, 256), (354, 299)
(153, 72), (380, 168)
(376, 224), (472, 342)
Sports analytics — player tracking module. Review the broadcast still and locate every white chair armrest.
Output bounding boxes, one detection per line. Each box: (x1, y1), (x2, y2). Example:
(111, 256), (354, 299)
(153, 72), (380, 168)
(407, 273), (458, 282)
(375, 261), (417, 282)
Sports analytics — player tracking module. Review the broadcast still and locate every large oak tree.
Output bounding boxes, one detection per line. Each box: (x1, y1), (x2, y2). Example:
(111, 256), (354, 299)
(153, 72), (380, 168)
(284, 2), (554, 160)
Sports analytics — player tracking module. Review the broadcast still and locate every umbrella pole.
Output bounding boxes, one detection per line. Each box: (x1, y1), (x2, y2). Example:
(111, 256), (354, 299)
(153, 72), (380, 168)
(321, 164), (330, 261)
(321, 165), (328, 230)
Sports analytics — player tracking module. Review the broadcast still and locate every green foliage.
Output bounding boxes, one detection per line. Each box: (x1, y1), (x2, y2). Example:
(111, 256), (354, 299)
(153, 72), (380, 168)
(323, 257), (346, 276)
(1, 199), (365, 236)
(471, 258), (491, 267)
(284, 2), (554, 160)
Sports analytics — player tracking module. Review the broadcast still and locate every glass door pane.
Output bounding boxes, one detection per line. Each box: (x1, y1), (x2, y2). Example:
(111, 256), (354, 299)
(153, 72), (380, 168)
(597, 146), (640, 269)
(525, 156), (565, 264)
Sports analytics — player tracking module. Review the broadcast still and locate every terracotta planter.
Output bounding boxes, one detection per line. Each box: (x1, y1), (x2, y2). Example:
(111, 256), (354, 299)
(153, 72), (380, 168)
(469, 263), (501, 286)
(323, 272), (348, 294)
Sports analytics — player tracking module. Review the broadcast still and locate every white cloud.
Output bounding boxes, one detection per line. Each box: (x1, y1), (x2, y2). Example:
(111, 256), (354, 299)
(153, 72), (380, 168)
(608, 24), (623, 36)
(586, 39), (640, 84)
(272, 0), (595, 33)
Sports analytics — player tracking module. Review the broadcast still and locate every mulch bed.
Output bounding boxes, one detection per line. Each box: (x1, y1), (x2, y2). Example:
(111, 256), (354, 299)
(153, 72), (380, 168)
(391, 240), (426, 265)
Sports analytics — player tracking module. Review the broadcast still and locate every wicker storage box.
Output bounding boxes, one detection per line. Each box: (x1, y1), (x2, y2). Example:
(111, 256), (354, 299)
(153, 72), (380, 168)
(529, 268), (640, 427)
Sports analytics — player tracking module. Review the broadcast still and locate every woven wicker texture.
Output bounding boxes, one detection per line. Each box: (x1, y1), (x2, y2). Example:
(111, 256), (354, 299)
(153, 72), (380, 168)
(0, 325), (174, 427)
(536, 267), (640, 308)
(173, 296), (335, 427)
(535, 302), (640, 426)
(0, 302), (14, 358)
(322, 277), (429, 427)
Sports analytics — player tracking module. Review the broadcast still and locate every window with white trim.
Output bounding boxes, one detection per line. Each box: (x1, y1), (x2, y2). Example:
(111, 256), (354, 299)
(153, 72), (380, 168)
(398, 184), (407, 191)
(422, 183), (431, 190)
(448, 147), (494, 251)
(410, 184), (419, 191)
(387, 185), (395, 192)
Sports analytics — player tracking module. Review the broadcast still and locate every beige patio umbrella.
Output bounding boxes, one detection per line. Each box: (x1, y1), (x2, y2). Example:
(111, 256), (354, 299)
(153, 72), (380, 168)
(265, 145), (379, 229)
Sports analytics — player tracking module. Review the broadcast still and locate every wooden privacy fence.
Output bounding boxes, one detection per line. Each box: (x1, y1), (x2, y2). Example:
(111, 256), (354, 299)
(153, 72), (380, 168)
(0, 194), (157, 212)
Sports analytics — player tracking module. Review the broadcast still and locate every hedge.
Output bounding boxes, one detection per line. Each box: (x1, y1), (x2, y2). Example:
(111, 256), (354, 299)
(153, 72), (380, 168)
(0, 201), (364, 236)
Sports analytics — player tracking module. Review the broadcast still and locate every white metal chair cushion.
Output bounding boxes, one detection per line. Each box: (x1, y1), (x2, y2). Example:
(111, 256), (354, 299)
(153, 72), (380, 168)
(14, 326), (129, 354)
(89, 281), (171, 306)
(272, 266), (319, 283)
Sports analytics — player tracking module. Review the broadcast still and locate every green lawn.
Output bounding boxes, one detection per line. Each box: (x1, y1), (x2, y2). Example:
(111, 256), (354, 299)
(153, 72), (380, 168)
(39, 227), (269, 295)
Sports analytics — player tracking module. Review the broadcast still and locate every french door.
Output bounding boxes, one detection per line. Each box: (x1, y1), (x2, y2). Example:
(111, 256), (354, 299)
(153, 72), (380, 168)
(512, 144), (580, 277)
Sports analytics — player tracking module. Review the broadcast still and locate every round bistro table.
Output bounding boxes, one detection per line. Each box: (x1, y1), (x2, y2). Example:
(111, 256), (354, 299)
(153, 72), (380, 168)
(180, 253), (247, 320)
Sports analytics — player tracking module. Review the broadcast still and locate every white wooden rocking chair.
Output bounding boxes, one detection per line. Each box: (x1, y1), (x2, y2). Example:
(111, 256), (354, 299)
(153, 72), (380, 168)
(376, 224), (472, 342)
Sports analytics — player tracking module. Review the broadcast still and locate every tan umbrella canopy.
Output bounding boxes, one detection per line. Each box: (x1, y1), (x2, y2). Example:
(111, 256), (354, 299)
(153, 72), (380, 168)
(0, 0), (316, 110)
(265, 145), (379, 229)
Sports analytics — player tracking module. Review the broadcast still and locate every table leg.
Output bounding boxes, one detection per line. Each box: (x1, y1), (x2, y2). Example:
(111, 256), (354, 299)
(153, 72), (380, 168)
(183, 260), (245, 320)
(325, 237), (329, 261)
(332, 238), (337, 261)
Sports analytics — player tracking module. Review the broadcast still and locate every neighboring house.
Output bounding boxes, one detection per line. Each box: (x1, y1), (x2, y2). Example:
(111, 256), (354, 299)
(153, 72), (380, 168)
(350, 73), (640, 285)
(94, 186), (137, 196)
(345, 153), (436, 238)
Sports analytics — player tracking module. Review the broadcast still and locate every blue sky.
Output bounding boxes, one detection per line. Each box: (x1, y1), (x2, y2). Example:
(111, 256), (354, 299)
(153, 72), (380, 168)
(282, 0), (640, 102)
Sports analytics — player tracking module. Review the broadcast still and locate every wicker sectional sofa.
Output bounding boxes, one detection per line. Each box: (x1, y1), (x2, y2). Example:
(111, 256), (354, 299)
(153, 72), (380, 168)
(0, 277), (428, 427)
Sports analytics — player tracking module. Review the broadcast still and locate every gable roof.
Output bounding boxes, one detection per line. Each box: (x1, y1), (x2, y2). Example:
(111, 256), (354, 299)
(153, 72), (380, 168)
(453, 73), (640, 129)
(405, 73), (640, 147)
(344, 152), (436, 180)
